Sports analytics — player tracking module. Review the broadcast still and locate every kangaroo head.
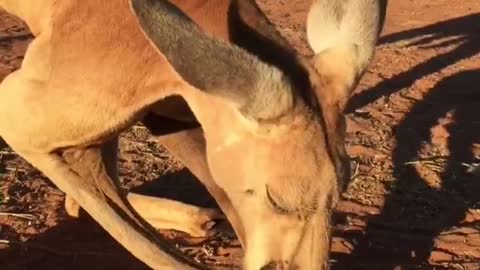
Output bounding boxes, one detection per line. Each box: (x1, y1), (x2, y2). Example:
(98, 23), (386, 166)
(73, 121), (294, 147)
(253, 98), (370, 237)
(130, 0), (379, 268)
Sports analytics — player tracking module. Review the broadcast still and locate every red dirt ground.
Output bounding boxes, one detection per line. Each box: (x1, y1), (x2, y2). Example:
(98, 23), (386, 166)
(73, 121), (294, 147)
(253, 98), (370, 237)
(1, 0), (480, 269)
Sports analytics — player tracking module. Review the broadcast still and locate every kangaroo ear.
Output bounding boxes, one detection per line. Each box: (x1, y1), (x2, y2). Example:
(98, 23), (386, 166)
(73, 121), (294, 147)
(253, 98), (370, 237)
(129, 0), (294, 120)
(229, 0), (323, 108)
(228, 0), (292, 55)
(230, 0), (352, 190)
(228, 0), (352, 188)
(305, 0), (387, 91)
(228, 0), (307, 72)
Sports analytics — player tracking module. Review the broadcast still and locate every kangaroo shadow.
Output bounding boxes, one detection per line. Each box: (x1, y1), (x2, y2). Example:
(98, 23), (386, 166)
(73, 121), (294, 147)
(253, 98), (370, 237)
(0, 168), (240, 270)
(346, 13), (480, 113)
(0, 218), (150, 270)
(0, 138), (6, 175)
(334, 70), (480, 269)
(130, 168), (219, 209)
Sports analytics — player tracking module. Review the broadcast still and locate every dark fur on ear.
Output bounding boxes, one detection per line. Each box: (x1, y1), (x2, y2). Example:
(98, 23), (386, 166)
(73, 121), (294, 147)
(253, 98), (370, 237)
(130, 0), (294, 120)
(227, 0), (318, 111)
(378, 0), (388, 35)
(229, 0), (292, 51)
(300, 59), (351, 191)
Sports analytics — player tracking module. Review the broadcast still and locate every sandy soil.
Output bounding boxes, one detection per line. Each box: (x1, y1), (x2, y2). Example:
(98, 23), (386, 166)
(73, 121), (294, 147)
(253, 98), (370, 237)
(0, 0), (480, 269)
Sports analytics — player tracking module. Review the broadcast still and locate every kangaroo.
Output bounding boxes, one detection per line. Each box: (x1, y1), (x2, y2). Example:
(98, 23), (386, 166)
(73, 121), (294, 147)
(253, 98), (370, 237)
(0, 0), (386, 269)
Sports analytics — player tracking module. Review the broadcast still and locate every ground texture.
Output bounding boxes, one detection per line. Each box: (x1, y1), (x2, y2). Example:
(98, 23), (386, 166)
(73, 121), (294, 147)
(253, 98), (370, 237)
(0, 0), (479, 269)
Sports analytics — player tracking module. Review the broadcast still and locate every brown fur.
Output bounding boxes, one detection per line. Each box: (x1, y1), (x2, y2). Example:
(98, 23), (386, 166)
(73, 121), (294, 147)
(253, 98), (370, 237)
(0, 0), (385, 269)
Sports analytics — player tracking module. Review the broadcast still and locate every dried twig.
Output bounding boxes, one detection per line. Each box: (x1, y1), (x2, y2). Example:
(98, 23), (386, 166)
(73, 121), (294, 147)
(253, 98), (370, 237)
(3, 167), (28, 172)
(463, 162), (480, 176)
(0, 31), (32, 42)
(403, 156), (447, 166)
(0, 212), (35, 220)
(350, 161), (361, 180)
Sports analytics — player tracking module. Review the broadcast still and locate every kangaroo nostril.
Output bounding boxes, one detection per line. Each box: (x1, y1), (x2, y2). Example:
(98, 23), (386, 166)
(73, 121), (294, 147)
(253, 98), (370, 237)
(260, 261), (292, 270)
(260, 261), (279, 270)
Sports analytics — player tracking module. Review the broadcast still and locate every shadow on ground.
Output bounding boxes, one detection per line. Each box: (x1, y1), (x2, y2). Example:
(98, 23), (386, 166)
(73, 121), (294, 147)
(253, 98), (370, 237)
(330, 11), (480, 269)
(0, 169), (239, 270)
(131, 169), (219, 209)
(0, 220), (148, 270)
(346, 13), (480, 113)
